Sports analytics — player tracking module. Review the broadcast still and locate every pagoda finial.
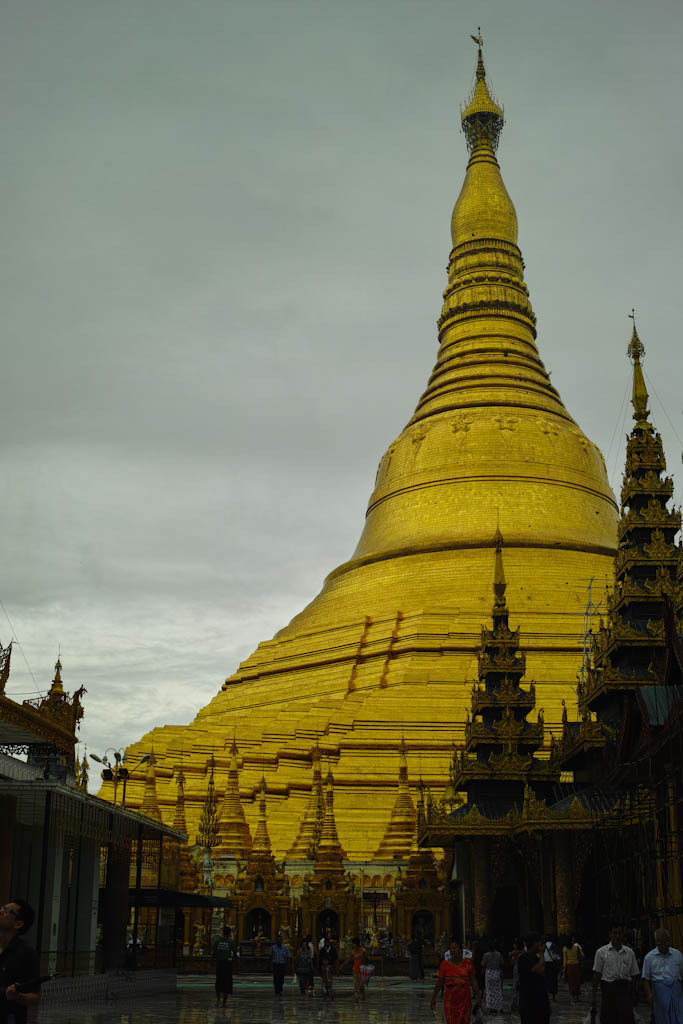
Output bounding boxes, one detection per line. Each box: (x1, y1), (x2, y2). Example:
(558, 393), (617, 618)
(470, 27), (484, 78)
(493, 526), (507, 609)
(50, 656), (64, 696)
(627, 311), (649, 425)
(461, 31), (504, 152)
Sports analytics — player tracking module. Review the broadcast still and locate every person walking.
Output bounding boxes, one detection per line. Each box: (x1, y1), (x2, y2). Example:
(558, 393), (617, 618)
(408, 934), (424, 980)
(430, 940), (481, 1024)
(509, 939), (522, 1011)
(318, 936), (337, 1000)
(518, 933), (550, 1024)
(0, 900), (41, 1024)
(212, 925), (237, 1007)
(271, 933), (290, 995)
(482, 943), (505, 1012)
(295, 940), (314, 997)
(562, 937), (584, 1004)
(642, 928), (683, 1024)
(341, 938), (367, 1004)
(543, 935), (561, 1002)
(591, 923), (640, 1024)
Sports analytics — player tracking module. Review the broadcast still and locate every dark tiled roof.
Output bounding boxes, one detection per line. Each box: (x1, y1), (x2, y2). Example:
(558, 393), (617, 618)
(639, 685), (683, 727)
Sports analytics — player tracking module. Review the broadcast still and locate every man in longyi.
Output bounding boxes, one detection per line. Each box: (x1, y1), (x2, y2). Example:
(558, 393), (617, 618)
(642, 929), (683, 1024)
(592, 924), (640, 1024)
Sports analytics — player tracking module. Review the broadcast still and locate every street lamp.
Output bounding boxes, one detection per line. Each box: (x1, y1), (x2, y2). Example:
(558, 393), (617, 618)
(90, 749), (150, 806)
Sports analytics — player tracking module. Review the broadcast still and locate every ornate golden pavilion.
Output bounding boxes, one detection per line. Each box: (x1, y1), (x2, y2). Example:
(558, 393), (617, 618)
(102, 40), (626, 931)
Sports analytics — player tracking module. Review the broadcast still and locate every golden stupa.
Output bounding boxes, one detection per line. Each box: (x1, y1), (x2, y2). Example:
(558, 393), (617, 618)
(116, 41), (618, 860)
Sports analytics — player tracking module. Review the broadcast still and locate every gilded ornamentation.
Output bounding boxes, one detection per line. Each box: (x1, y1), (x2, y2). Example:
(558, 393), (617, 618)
(494, 415), (519, 433)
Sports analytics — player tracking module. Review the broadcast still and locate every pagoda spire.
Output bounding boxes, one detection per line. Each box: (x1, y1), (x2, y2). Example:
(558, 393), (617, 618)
(627, 314), (649, 425)
(461, 30), (505, 152)
(251, 777), (272, 854)
(173, 766), (188, 834)
(140, 752), (162, 822)
(49, 657), (64, 696)
(577, 320), (681, 712)
(215, 738), (252, 857)
(452, 536), (558, 808)
(338, 33), (616, 584)
(314, 769), (347, 871)
(287, 744), (325, 858)
(493, 525), (507, 612)
(374, 736), (417, 859)
(197, 754), (219, 849)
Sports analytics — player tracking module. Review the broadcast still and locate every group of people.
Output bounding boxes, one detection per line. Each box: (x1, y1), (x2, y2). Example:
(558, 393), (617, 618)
(214, 927), (372, 1004)
(430, 925), (683, 1024)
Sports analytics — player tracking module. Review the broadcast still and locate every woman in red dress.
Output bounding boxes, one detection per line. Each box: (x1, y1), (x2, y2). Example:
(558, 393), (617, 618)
(431, 942), (481, 1024)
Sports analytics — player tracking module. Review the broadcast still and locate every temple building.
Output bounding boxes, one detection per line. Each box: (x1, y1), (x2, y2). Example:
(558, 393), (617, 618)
(98, 39), (672, 942)
(421, 328), (683, 945)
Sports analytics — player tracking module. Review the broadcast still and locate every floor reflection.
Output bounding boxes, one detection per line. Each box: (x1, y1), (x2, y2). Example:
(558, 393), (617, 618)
(37, 980), (592, 1024)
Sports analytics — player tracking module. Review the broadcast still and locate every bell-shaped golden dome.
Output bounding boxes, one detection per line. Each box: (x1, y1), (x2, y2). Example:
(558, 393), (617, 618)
(116, 42), (618, 863)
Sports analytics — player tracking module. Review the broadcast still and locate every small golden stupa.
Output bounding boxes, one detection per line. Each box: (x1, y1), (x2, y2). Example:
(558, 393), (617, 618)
(115, 39), (617, 860)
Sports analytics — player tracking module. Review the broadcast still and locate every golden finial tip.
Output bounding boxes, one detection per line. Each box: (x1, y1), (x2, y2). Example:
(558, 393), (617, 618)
(627, 309), (645, 363)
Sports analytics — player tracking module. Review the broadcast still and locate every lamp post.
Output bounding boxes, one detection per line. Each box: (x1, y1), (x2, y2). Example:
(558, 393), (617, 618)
(90, 749), (150, 805)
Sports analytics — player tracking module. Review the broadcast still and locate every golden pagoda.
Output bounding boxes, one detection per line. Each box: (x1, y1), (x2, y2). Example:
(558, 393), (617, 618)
(108, 38), (618, 864)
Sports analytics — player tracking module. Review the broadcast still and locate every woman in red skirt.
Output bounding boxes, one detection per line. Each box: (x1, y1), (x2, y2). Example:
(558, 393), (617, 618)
(431, 941), (481, 1024)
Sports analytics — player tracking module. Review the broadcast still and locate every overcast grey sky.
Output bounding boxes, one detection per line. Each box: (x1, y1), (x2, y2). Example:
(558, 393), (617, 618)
(1, 0), (681, 760)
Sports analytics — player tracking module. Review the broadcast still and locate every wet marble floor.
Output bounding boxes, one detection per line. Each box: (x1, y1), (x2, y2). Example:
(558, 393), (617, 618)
(36, 977), (602, 1024)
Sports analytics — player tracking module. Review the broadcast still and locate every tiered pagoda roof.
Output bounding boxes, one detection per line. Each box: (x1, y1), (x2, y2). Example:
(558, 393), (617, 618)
(558, 323), (682, 774)
(197, 754), (219, 849)
(313, 770), (347, 876)
(215, 739), (252, 858)
(450, 530), (559, 814)
(578, 325), (681, 716)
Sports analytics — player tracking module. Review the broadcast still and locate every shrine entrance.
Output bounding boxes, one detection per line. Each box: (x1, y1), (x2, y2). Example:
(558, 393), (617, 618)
(489, 885), (520, 946)
(317, 908), (340, 940)
(245, 907), (271, 939)
(412, 909), (435, 945)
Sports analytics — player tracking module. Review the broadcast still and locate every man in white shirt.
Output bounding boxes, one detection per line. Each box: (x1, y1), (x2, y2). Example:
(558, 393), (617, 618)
(592, 925), (640, 1024)
(543, 937), (561, 1000)
(642, 928), (683, 1024)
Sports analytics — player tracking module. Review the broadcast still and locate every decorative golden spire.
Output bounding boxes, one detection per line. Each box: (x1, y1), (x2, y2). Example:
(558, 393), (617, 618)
(461, 30), (504, 151)
(493, 526), (507, 611)
(79, 750), (89, 792)
(215, 738), (252, 857)
(50, 657), (64, 696)
(374, 737), (417, 859)
(252, 777), (272, 854)
(287, 744), (325, 858)
(173, 766), (188, 834)
(627, 312), (649, 425)
(140, 752), (162, 822)
(197, 754), (220, 848)
(576, 317), (681, 713)
(315, 769), (347, 868)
